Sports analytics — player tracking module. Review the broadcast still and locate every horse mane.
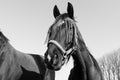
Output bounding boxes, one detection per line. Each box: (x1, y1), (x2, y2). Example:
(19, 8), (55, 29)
(74, 25), (87, 51)
(74, 24), (104, 79)
(0, 31), (9, 50)
(75, 24), (101, 68)
(88, 53), (102, 73)
(0, 31), (9, 43)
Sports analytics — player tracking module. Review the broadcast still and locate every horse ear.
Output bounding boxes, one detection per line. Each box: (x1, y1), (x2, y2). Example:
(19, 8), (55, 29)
(67, 2), (74, 19)
(53, 5), (60, 18)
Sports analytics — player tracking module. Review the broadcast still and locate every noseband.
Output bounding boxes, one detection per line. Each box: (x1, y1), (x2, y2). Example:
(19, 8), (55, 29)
(48, 40), (76, 64)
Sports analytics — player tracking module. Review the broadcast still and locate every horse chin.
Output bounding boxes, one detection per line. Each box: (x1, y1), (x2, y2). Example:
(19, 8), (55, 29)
(44, 57), (62, 70)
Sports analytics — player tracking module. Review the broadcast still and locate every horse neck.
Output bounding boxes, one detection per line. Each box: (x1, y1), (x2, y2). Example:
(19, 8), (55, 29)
(68, 50), (87, 80)
(76, 36), (95, 67)
(75, 38), (104, 80)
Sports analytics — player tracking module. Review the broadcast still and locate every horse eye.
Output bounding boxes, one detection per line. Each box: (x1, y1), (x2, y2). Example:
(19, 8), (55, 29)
(64, 53), (67, 56)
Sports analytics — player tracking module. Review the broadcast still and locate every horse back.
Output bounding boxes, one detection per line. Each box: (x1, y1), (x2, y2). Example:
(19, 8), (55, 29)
(16, 51), (40, 73)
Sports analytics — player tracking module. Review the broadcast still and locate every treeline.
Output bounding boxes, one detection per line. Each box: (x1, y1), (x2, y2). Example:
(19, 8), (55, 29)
(98, 49), (120, 80)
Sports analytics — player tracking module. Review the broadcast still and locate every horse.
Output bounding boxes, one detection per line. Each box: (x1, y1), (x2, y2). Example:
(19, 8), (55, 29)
(0, 31), (55, 80)
(19, 66), (42, 80)
(44, 2), (104, 80)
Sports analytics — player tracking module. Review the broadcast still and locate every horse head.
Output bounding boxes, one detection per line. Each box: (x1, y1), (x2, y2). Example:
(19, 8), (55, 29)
(44, 2), (79, 70)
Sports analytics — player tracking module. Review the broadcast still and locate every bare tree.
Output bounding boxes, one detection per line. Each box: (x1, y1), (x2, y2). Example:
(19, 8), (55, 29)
(98, 49), (120, 80)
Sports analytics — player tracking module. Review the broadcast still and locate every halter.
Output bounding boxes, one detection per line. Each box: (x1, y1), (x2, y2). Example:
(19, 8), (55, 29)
(48, 40), (76, 62)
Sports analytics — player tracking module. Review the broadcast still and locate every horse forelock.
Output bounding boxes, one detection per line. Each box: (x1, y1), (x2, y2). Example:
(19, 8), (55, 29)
(45, 13), (74, 44)
(63, 18), (83, 48)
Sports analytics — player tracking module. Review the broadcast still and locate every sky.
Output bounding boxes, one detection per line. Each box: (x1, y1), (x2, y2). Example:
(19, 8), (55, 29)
(0, 0), (120, 80)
